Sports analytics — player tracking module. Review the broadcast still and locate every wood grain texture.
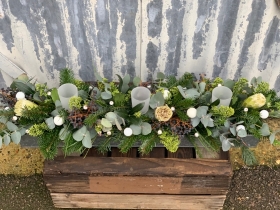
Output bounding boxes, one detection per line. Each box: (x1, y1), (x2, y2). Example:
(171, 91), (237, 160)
(44, 174), (230, 195)
(44, 157), (232, 177)
(140, 148), (166, 158)
(51, 193), (226, 209)
(167, 148), (194, 158)
(111, 148), (137, 157)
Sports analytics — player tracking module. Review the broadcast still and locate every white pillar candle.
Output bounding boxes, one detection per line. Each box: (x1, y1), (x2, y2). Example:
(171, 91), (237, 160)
(58, 83), (78, 110)
(131, 87), (151, 114)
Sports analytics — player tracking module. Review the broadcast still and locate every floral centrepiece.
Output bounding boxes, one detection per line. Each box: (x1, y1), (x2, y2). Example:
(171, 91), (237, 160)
(0, 69), (280, 165)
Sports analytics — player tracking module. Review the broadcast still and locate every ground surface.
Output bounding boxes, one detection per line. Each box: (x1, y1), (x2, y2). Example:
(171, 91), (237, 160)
(0, 166), (279, 210)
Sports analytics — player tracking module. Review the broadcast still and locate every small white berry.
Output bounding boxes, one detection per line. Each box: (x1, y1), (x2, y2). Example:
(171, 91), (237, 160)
(89, 86), (93, 90)
(157, 130), (162, 135)
(244, 108), (248, 112)
(187, 108), (197, 118)
(124, 127), (133, 137)
(16, 92), (25, 100)
(4, 107), (10, 110)
(109, 101), (114, 106)
(171, 107), (175, 111)
(218, 84), (222, 87)
(47, 91), (51, 96)
(53, 115), (64, 126)
(12, 116), (18, 121)
(259, 110), (269, 119)
(107, 131), (111, 136)
(26, 129), (29, 134)
(194, 133), (199, 137)
(147, 85), (151, 89)
(83, 105), (88, 110)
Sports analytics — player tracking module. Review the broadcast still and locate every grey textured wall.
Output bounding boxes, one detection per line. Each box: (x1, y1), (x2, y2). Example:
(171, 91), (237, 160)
(0, 0), (279, 95)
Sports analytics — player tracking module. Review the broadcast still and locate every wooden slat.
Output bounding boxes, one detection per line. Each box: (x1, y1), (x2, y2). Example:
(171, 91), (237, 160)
(51, 193), (226, 209)
(44, 174), (230, 195)
(140, 147), (166, 158)
(111, 148), (137, 157)
(167, 148), (194, 158)
(84, 148), (108, 157)
(44, 157), (232, 177)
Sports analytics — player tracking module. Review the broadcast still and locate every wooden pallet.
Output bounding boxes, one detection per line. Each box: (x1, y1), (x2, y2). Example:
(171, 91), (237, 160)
(44, 147), (232, 209)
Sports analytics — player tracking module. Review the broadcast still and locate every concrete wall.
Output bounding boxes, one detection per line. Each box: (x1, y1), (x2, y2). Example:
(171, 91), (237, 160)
(0, 0), (279, 95)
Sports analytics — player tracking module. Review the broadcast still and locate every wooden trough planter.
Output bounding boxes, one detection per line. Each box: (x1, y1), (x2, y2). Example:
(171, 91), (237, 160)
(43, 147), (232, 210)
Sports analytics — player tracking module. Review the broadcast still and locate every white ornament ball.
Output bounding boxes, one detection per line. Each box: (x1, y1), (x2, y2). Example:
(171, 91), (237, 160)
(26, 129), (29, 134)
(107, 131), (112, 136)
(12, 116), (18, 121)
(53, 115), (64, 126)
(147, 85), (151, 89)
(157, 130), (162, 135)
(83, 105), (88, 110)
(194, 133), (199, 137)
(47, 91), (51, 96)
(236, 125), (246, 131)
(4, 107), (10, 110)
(124, 127), (133, 137)
(171, 107), (175, 111)
(244, 108), (248, 112)
(187, 108), (197, 118)
(89, 86), (93, 90)
(163, 90), (170, 100)
(218, 84), (222, 87)
(260, 110), (269, 119)
(16, 92), (25, 100)
(109, 101), (114, 106)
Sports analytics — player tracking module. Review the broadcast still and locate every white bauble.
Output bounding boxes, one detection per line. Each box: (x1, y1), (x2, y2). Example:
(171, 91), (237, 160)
(107, 131), (112, 136)
(12, 116), (18, 121)
(47, 91), (51, 96)
(236, 125), (245, 131)
(4, 107), (10, 110)
(83, 105), (88, 110)
(109, 101), (114, 105)
(171, 107), (175, 111)
(124, 127), (133, 136)
(157, 130), (162, 135)
(259, 110), (269, 119)
(53, 115), (64, 126)
(16, 92), (25, 100)
(194, 132), (199, 137)
(163, 90), (170, 100)
(187, 108), (197, 118)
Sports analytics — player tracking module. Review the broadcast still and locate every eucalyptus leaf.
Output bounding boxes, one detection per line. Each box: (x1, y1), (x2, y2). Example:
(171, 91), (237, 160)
(269, 133), (276, 144)
(222, 139), (231, 151)
(191, 117), (200, 127)
(199, 82), (206, 93)
(130, 124), (142, 135)
(45, 117), (55, 130)
(0, 117), (7, 124)
(101, 118), (112, 128)
(6, 121), (18, 132)
(250, 77), (257, 87)
(237, 129), (247, 138)
(115, 119), (122, 130)
(33, 92), (42, 102)
(207, 118), (214, 127)
(223, 79), (235, 89)
(201, 116), (210, 128)
(73, 126), (87, 141)
(149, 92), (164, 109)
(18, 128), (26, 136)
(224, 120), (230, 128)
(55, 100), (62, 109)
(101, 92), (112, 99)
(157, 72), (165, 80)
(121, 84), (129, 93)
(51, 109), (59, 117)
(133, 77), (141, 86)
(257, 76), (262, 84)
(122, 74), (130, 84)
(132, 102), (144, 113)
(78, 90), (88, 99)
(3, 134), (10, 145)
(141, 122), (152, 135)
(230, 126), (236, 136)
(92, 87), (101, 98)
(105, 112), (117, 124)
(219, 135), (226, 143)
(59, 127), (70, 140)
(196, 106), (208, 118)
(89, 128), (97, 139)
(11, 131), (21, 144)
(82, 131), (92, 148)
(93, 68), (103, 82)
(260, 123), (270, 136)
(211, 129), (220, 138)
(177, 86), (187, 98)
(185, 88), (200, 99)
(51, 88), (60, 102)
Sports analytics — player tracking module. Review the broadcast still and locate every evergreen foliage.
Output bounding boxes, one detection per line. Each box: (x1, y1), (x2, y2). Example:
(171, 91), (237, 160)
(59, 68), (75, 85)
(241, 146), (258, 166)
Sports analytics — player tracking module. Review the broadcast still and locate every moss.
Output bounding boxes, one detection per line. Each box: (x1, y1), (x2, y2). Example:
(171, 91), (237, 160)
(254, 82), (270, 94)
(211, 105), (234, 118)
(28, 122), (49, 137)
(159, 131), (180, 152)
(69, 96), (82, 110)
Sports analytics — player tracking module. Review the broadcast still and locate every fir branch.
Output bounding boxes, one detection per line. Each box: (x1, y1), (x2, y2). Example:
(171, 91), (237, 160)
(62, 132), (84, 156)
(59, 68), (75, 85)
(241, 146), (258, 166)
(97, 136), (112, 154)
(84, 108), (109, 127)
(139, 133), (159, 155)
(119, 135), (138, 153)
(175, 98), (194, 108)
(165, 73), (194, 89)
(37, 127), (61, 159)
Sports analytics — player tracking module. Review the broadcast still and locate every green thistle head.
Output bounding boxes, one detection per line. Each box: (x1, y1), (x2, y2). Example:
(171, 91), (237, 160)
(158, 131), (180, 153)
(28, 122), (48, 137)
(69, 96), (82, 110)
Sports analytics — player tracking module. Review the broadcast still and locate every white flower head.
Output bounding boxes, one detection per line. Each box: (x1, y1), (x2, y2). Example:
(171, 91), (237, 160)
(163, 89), (171, 100)
(12, 116), (18, 121)
(107, 131), (112, 136)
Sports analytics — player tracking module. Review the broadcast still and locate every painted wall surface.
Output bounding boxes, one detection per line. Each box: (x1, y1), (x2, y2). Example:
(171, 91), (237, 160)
(0, 0), (279, 95)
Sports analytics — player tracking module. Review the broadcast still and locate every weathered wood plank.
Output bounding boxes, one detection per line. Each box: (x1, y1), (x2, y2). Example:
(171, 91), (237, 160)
(84, 148), (108, 157)
(45, 175), (230, 195)
(140, 148), (166, 158)
(44, 157), (233, 177)
(51, 193), (226, 209)
(111, 148), (137, 157)
(167, 148), (194, 158)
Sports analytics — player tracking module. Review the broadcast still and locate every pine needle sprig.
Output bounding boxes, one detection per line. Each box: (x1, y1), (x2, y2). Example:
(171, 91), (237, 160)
(59, 68), (75, 85)
(62, 132), (83, 156)
(241, 146), (258, 166)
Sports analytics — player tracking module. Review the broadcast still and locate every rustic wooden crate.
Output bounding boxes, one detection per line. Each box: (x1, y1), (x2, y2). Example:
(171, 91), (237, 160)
(44, 147), (232, 210)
